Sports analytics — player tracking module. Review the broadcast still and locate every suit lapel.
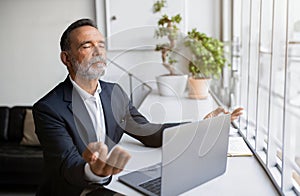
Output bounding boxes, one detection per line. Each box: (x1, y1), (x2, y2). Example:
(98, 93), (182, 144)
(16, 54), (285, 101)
(72, 89), (97, 144)
(63, 78), (73, 114)
(63, 77), (97, 146)
(99, 81), (117, 149)
(63, 78), (119, 151)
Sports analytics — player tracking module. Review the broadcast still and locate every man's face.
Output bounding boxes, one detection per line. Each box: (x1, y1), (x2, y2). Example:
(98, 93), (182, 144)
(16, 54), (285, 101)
(68, 25), (107, 80)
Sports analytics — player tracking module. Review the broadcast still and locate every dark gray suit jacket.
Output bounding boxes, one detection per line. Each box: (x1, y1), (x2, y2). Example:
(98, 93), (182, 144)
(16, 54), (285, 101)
(33, 77), (180, 196)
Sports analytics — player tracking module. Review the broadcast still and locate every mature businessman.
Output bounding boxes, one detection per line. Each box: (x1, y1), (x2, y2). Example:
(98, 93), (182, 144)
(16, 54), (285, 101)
(33, 18), (243, 195)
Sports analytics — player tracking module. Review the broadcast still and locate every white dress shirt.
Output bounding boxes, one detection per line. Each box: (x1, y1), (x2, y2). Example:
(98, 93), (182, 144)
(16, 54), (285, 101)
(70, 77), (110, 187)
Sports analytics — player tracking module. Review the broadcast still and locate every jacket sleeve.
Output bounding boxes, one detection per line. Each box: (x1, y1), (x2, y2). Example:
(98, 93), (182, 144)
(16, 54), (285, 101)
(113, 84), (185, 147)
(33, 102), (92, 188)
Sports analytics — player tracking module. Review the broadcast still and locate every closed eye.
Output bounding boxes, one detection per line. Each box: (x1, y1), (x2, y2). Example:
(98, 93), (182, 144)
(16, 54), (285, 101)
(82, 43), (92, 49)
(78, 41), (106, 50)
(98, 42), (105, 48)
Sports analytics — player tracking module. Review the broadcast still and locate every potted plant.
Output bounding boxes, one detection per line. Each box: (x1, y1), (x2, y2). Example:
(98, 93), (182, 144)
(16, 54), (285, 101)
(153, 0), (188, 97)
(183, 28), (226, 99)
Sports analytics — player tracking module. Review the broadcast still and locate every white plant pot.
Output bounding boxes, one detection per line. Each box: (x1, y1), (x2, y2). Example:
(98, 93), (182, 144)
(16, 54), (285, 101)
(156, 75), (188, 97)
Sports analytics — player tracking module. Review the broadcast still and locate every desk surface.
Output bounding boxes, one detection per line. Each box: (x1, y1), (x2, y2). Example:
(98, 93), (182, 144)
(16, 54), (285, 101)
(106, 92), (279, 195)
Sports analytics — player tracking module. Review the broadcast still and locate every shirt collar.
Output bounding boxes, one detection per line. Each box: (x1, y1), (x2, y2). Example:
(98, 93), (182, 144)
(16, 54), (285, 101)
(69, 76), (102, 101)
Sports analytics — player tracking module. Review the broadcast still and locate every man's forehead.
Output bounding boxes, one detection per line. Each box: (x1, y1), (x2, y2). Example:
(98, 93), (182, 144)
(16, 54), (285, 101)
(70, 25), (104, 43)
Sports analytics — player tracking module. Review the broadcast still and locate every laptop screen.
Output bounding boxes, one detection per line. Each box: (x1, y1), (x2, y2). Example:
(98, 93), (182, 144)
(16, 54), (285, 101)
(119, 114), (231, 196)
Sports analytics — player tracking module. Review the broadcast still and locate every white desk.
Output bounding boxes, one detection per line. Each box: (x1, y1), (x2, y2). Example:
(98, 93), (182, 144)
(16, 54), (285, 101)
(106, 92), (279, 196)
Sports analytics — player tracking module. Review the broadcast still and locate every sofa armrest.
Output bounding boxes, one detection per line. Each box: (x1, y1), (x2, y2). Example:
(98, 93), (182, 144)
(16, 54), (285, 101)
(0, 107), (10, 141)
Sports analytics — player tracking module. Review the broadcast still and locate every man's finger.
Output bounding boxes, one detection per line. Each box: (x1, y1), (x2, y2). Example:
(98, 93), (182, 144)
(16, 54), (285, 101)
(204, 107), (225, 119)
(231, 112), (243, 121)
(231, 111), (243, 119)
(231, 108), (244, 115)
(111, 146), (131, 174)
(96, 143), (108, 163)
(112, 151), (131, 175)
(99, 146), (123, 176)
(88, 144), (108, 176)
(106, 146), (131, 175)
(106, 146), (122, 168)
(214, 107), (226, 115)
(90, 143), (108, 172)
(82, 143), (97, 162)
(83, 142), (108, 164)
(91, 152), (99, 162)
(101, 163), (114, 177)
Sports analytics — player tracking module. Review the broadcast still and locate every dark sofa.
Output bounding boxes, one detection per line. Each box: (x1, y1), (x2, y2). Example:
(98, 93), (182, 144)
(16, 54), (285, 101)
(0, 106), (43, 185)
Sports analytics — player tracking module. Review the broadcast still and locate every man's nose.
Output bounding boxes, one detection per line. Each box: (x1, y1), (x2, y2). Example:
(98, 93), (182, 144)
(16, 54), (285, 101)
(92, 45), (103, 56)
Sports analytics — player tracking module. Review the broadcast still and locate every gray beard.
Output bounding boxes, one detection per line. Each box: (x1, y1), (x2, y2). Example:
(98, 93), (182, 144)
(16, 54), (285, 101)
(72, 56), (106, 80)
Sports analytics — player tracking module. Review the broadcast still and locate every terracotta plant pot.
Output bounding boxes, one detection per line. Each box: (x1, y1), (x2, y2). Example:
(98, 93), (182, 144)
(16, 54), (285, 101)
(188, 77), (210, 99)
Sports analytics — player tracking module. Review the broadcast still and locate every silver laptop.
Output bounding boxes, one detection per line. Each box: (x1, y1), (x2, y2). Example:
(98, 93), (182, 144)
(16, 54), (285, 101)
(118, 114), (230, 196)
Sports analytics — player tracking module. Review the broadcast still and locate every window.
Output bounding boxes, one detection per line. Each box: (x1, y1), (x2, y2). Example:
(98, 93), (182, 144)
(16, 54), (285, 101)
(230, 0), (300, 195)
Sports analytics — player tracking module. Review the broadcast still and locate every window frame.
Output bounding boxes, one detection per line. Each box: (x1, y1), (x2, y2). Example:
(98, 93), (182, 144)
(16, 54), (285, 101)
(228, 0), (300, 195)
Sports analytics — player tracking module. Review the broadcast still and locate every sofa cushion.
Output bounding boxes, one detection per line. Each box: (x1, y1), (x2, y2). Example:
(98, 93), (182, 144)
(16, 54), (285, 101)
(0, 143), (43, 173)
(0, 107), (10, 141)
(8, 106), (31, 142)
(20, 109), (40, 146)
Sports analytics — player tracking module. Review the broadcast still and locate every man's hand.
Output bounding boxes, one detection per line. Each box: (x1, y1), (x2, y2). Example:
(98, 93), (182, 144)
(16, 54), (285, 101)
(227, 107), (243, 121)
(82, 142), (131, 177)
(204, 107), (243, 122)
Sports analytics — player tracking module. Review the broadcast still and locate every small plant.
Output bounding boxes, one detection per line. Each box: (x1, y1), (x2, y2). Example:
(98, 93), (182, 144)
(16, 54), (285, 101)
(153, 0), (166, 12)
(153, 0), (182, 75)
(184, 28), (226, 79)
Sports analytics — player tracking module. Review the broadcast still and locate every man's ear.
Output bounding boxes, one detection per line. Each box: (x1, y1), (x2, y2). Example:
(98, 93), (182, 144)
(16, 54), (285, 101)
(60, 51), (71, 68)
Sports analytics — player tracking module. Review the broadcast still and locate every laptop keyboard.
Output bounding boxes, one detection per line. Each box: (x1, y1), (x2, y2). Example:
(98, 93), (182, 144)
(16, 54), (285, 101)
(139, 177), (161, 196)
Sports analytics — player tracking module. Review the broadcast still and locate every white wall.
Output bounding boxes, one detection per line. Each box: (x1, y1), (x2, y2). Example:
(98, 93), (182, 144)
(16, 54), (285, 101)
(0, 0), (220, 106)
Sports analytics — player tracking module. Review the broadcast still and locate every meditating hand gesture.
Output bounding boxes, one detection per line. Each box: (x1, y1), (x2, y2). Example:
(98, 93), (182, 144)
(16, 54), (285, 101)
(82, 142), (131, 177)
(204, 107), (244, 122)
